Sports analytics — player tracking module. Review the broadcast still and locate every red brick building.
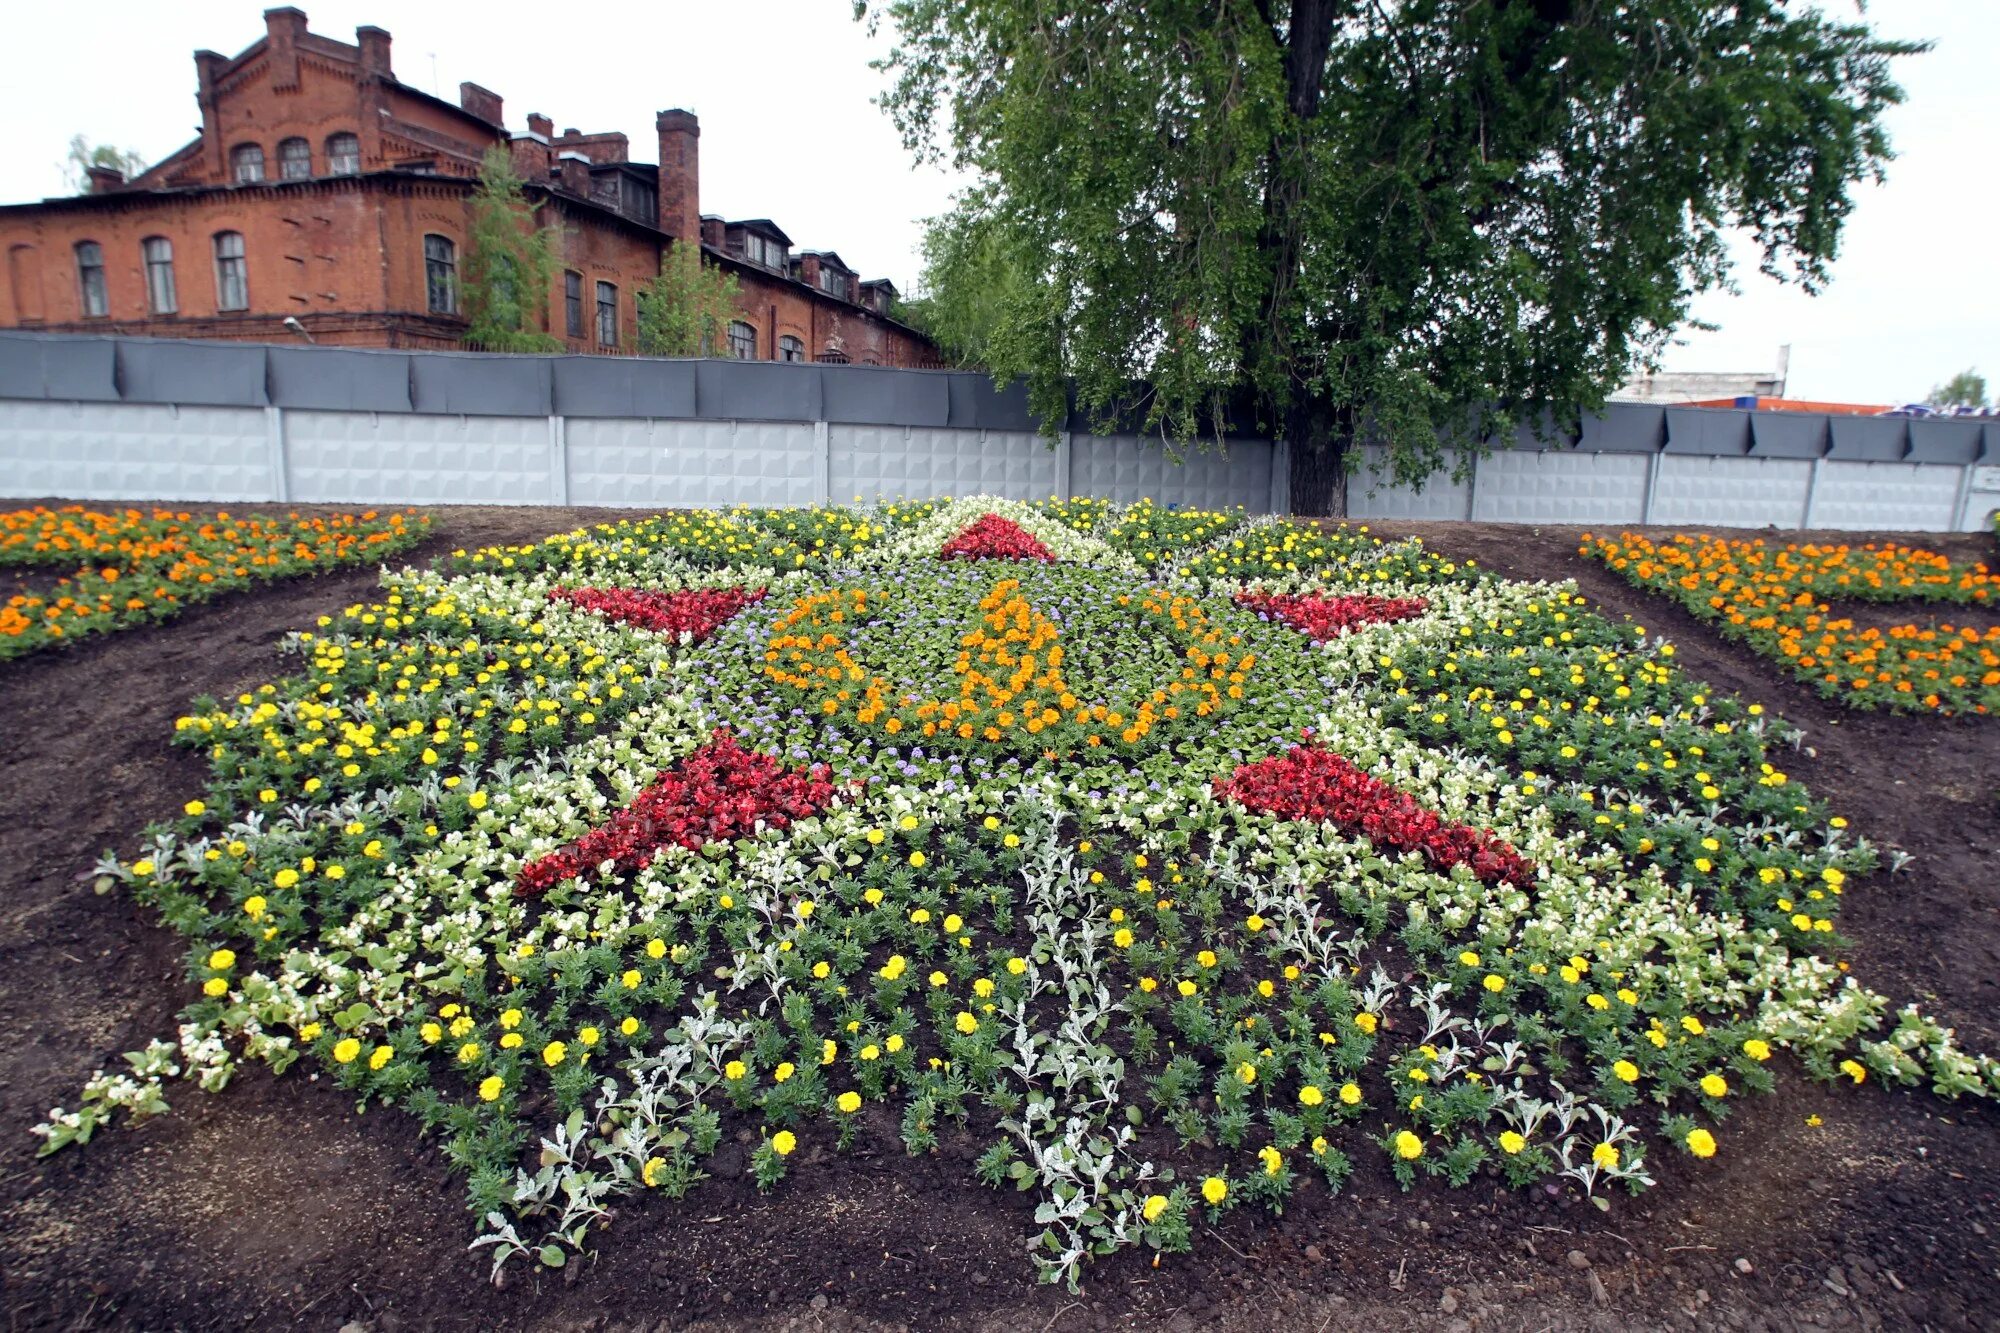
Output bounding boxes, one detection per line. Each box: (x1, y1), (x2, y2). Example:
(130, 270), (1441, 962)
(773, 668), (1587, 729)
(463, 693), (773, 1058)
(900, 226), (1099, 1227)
(0, 7), (938, 366)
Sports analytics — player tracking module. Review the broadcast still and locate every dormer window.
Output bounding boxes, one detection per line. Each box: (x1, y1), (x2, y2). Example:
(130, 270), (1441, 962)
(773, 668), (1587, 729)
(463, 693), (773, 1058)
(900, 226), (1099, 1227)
(818, 267), (847, 300)
(742, 233), (786, 269)
(231, 143), (265, 183)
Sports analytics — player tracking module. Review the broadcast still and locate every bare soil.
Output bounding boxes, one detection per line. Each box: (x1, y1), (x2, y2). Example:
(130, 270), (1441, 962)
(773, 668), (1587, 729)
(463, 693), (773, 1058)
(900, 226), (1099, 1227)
(0, 507), (1995, 1333)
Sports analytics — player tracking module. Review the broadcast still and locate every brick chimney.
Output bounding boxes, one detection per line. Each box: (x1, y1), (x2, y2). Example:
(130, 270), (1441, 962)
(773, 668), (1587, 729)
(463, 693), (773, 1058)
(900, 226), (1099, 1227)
(264, 7), (306, 90)
(356, 25), (392, 79)
(525, 113), (552, 140)
(84, 164), (126, 193)
(459, 82), (504, 126)
(557, 151), (590, 195)
(655, 109), (699, 242)
(194, 49), (228, 179)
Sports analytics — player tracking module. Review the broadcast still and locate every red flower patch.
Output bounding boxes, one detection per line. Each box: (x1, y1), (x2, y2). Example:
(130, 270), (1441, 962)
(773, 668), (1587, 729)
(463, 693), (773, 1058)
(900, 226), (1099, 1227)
(515, 730), (837, 898)
(940, 514), (1056, 562)
(1216, 744), (1534, 887)
(550, 585), (765, 641)
(1234, 591), (1428, 640)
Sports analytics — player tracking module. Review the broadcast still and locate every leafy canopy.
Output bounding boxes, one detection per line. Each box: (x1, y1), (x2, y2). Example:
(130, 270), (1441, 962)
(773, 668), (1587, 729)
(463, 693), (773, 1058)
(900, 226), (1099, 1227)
(1925, 369), (1989, 411)
(865, 0), (1922, 512)
(637, 243), (742, 358)
(462, 147), (562, 354)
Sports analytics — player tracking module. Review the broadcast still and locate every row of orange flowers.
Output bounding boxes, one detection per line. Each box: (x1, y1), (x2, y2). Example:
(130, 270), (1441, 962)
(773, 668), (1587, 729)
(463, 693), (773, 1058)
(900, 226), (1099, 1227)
(1582, 531), (2000, 715)
(0, 505), (429, 661)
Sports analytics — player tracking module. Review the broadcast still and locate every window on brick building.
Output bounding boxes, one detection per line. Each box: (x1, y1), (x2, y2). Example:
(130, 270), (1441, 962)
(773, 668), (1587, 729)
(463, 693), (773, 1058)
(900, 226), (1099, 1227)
(596, 281), (618, 346)
(424, 235), (457, 316)
(860, 353), (882, 366)
(74, 242), (107, 318)
(142, 237), (177, 315)
(815, 348), (850, 364)
(278, 138), (312, 180)
(742, 234), (786, 270)
(778, 335), (804, 363)
(564, 271), (583, 338)
(818, 267), (847, 300)
(327, 133), (361, 176)
(727, 321), (756, 359)
(212, 231), (248, 311)
(232, 144), (265, 184)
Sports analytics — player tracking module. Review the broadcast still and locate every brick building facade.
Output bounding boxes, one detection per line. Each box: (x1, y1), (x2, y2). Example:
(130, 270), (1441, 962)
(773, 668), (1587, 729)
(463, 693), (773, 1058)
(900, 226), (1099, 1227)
(0, 8), (939, 366)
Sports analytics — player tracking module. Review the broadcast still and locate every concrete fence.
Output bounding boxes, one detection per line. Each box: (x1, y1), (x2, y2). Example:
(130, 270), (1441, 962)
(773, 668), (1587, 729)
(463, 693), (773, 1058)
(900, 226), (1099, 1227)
(1, 332), (1996, 530)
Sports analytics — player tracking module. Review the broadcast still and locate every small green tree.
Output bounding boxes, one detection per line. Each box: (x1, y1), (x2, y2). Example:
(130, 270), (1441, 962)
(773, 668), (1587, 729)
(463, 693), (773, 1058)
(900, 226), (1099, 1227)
(898, 206), (1033, 368)
(1925, 369), (1989, 410)
(62, 135), (147, 192)
(461, 146), (562, 353)
(636, 243), (741, 357)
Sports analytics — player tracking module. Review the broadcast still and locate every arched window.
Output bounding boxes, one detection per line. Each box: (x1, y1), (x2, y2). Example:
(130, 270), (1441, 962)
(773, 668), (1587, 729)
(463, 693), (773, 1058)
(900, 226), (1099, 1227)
(423, 235), (457, 315)
(814, 348), (850, 365)
(142, 237), (177, 314)
(212, 231), (248, 311)
(563, 271), (583, 338)
(595, 281), (618, 346)
(727, 321), (756, 360)
(326, 133), (361, 176)
(74, 242), (108, 317)
(231, 143), (265, 183)
(278, 138), (312, 180)
(778, 335), (804, 363)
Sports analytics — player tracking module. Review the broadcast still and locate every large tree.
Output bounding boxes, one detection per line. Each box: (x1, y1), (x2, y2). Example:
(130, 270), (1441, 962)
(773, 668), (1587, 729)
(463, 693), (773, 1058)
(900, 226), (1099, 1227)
(864, 1), (1922, 514)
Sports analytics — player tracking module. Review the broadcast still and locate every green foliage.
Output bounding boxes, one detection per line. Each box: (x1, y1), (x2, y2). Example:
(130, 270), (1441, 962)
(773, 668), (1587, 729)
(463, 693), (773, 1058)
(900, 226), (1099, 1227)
(864, 1), (1923, 512)
(63, 135), (146, 190)
(637, 243), (742, 357)
(462, 147), (562, 353)
(1926, 369), (1989, 410)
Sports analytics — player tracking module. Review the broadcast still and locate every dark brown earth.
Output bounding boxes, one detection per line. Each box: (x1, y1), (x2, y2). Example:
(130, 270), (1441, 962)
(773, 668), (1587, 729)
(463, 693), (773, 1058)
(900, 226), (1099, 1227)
(1, 507), (1996, 1333)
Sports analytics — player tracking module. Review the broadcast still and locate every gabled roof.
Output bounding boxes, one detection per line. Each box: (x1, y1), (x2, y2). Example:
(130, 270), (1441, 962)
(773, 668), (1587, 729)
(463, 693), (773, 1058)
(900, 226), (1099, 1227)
(726, 218), (793, 247)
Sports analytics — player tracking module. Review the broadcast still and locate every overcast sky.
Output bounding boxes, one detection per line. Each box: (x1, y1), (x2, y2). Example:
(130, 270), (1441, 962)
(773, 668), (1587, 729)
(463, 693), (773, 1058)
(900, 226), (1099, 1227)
(4, 1), (1991, 405)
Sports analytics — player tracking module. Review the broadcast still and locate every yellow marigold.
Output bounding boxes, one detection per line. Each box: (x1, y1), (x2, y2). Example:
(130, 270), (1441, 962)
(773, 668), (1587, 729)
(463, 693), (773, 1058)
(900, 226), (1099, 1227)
(771, 1130), (798, 1156)
(1142, 1194), (1169, 1223)
(332, 1037), (361, 1064)
(725, 1059), (747, 1079)
(1393, 1131), (1424, 1161)
(1743, 1038), (1772, 1062)
(478, 1075), (504, 1102)
(1483, 974), (1506, 993)
(1839, 1059), (1867, 1084)
(1592, 1142), (1620, 1169)
(369, 1044), (393, 1071)
(1299, 1085), (1324, 1107)
(1498, 1131), (1526, 1155)
(1259, 1146), (1283, 1176)
(836, 1091), (862, 1114)
(208, 948), (236, 971)
(542, 1041), (567, 1067)
(1201, 1176), (1228, 1205)
(1612, 1060), (1640, 1083)
(1686, 1128), (1717, 1158)
(1354, 1013), (1378, 1035)
(954, 1011), (979, 1035)
(1699, 1073), (1728, 1098)
(1339, 1082), (1362, 1106)
(203, 977), (228, 997)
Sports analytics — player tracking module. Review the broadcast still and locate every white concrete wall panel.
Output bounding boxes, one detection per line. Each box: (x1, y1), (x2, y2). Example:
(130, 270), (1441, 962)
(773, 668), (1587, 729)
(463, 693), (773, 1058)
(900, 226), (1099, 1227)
(1812, 462), (1962, 533)
(567, 417), (814, 508)
(1347, 447), (1473, 519)
(830, 425), (1056, 503)
(1652, 455), (1811, 528)
(1071, 435), (1274, 511)
(1473, 450), (1651, 524)
(286, 411), (551, 505)
(0, 401), (271, 501)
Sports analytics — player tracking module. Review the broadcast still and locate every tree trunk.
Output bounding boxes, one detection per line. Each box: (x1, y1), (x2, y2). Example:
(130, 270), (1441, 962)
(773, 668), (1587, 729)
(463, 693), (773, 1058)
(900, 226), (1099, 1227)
(1284, 392), (1349, 518)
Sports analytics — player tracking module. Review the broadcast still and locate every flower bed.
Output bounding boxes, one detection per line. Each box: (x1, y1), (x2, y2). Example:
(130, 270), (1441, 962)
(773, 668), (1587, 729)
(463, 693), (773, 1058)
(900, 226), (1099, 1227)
(1582, 531), (2000, 714)
(45, 497), (1997, 1293)
(0, 505), (429, 661)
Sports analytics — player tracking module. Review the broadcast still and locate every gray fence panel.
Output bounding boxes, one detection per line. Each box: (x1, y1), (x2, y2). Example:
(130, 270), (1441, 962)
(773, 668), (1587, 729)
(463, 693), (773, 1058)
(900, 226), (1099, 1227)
(1905, 418), (1985, 465)
(1579, 404), (1666, 453)
(551, 357), (697, 419)
(1346, 446), (1473, 519)
(268, 346), (412, 413)
(1072, 434), (1274, 511)
(1472, 449), (1651, 524)
(118, 340), (269, 407)
(829, 423), (1054, 503)
(285, 410), (551, 504)
(822, 366), (950, 428)
(0, 333), (121, 402)
(409, 354), (553, 417)
(946, 374), (1040, 432)
(694, 360), (820, 422)
(1812, 462), (1961, 532)
(1826, 416), (1908, 462)
(1664, 408), (1753, 456)
(566, 417), (816, 508)
(1750, 413), (1829, 459)
(1653, 455), (1811, 527)
(0, 400), (272, 501)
